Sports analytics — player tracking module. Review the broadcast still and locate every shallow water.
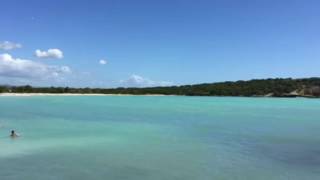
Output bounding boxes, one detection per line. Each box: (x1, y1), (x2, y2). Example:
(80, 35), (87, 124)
(0, 96), (320, 179)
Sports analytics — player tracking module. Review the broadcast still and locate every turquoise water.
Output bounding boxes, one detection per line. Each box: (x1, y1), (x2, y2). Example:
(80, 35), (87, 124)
(0, 96), (320, 180)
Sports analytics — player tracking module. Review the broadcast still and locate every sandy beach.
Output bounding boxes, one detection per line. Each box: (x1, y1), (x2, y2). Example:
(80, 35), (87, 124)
(0, 93), (168, 96)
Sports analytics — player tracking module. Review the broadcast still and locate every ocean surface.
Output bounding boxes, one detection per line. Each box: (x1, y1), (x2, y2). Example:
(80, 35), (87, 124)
(0, 96), (320, 180)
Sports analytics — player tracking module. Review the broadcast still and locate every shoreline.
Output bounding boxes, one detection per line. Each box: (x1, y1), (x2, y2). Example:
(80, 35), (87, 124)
(0, 93), (169, 97)
(0, 93), (318, 98)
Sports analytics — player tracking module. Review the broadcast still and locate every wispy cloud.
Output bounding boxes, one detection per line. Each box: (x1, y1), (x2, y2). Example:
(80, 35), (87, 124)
(35, 49), (64, 59)
(120, 74), (173, 87)
(0, 41), (22, 50)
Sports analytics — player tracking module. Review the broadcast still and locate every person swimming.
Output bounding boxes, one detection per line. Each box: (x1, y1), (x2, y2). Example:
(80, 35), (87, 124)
(10, 130), (19, 138)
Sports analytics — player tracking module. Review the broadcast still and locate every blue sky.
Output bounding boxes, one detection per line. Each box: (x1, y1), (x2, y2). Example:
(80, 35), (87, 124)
(0, 0), (319, 87)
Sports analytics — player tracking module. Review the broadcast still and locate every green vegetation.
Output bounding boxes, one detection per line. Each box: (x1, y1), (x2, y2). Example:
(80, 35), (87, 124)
(1, 78), (320, 97)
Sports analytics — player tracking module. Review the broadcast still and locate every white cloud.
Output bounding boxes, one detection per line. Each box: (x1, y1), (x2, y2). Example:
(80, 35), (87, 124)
(35, 49), (64, 59)
(0, 53), (71, 80)
(120, 74), (173, 87)
(0, 41), (22, 50)
(60, 66), (71, 73)
(99, 59), (107, 65)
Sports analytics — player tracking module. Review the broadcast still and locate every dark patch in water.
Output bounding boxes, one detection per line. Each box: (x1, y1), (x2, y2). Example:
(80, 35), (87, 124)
(254, 142), (320, 169)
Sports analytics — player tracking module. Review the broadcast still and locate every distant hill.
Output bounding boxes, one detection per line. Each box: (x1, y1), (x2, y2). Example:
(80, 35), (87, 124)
(1, 77), (320, 97)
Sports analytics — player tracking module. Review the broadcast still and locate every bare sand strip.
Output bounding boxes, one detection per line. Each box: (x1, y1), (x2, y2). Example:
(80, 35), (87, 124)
(0, 93), (167, 96)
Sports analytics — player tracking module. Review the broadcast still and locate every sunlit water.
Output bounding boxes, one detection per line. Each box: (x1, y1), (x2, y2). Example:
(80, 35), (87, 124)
(0, 96), (320, 179)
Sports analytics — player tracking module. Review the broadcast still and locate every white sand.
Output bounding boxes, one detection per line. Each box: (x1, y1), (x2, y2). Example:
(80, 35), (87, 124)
(0, 93), (167, 96)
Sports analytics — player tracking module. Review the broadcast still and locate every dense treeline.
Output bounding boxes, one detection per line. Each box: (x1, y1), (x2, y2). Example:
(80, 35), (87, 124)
(1, 78), (320, 97)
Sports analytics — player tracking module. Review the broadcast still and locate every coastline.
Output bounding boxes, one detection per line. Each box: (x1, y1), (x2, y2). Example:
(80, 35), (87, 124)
(0, 93), (317, 98)
(0, 93), (169, 97)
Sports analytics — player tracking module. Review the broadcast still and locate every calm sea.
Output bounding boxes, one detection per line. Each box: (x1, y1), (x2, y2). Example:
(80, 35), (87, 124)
(0, 96), (320, 179)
